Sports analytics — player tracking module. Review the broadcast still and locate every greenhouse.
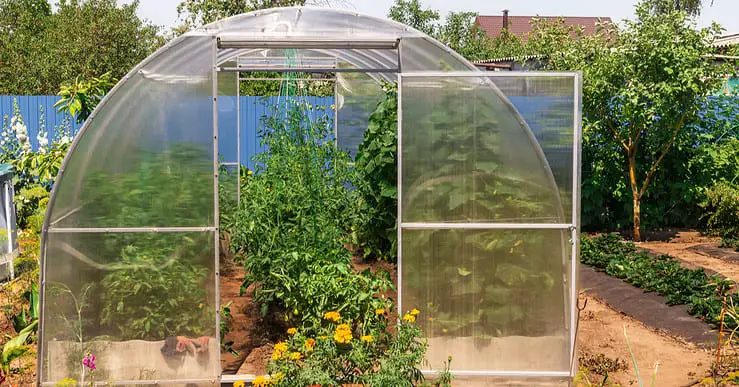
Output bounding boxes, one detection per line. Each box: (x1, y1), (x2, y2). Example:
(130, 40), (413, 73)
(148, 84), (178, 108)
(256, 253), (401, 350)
(37, 6), (582, 386)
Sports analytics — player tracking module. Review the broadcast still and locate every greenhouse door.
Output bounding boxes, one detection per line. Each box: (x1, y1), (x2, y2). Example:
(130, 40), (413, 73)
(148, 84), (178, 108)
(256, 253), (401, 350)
(397, 72), (581, 383)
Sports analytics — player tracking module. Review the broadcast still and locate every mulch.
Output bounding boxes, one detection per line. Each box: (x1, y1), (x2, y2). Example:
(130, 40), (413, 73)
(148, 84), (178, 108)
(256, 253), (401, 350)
(579, 265), (718, 348)
(688, 243), (739, 263)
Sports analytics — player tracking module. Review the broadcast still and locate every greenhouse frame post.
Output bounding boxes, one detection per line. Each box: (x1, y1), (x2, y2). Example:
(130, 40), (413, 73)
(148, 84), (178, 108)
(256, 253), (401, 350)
(211, 35), (222, 382)
(570, 72), (583, 375)
(237, 61), (242, 204)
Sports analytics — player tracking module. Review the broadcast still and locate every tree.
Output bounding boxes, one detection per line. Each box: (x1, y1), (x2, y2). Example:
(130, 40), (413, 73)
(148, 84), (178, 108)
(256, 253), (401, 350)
(0, 0), (52, 94)
(387, 0), (439, 36)
(436, 11), (495, 61)
(644, 0), (715, 16)
(541, 3), (727, 240)
(387, 0), (495, 62)
(0, 0), (164, 95)
(177, 0), (348, 28)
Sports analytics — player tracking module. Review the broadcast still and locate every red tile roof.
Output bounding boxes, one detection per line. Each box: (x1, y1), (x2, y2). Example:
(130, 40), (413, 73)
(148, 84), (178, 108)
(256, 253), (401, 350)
(475, 15), (613, 43)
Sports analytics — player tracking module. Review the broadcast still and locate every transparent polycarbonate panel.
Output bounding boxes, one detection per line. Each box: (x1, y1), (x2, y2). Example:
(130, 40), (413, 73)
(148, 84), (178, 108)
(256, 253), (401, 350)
(48, 36), (215, 228)
(401, 229), (570, 372)
(209, 8), (476, 75)
(336, 72), (384, 156)
(401, 76), (566, 224)
(219, 61), (239, 163)
(400, 37), (472, 72)
(40, 231), (217, 383)
(487, 76), (576, 223)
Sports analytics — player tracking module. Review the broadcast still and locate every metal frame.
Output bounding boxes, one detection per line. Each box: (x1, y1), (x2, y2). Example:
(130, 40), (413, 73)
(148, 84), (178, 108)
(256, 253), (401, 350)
(220, 66), (398, 73)
(211, 36), (222, 383)
(397, 71), (581, 380)
(216, 37), (400, 50)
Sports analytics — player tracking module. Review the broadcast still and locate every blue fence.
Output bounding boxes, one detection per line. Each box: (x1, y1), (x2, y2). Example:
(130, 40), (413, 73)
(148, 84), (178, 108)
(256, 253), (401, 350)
(0, 96), (83, 151)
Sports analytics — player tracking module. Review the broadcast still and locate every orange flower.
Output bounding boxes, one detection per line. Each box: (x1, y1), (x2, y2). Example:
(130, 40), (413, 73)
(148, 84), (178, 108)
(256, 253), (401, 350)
(304, 338), (316, 351)
(333, 324), (353, 344)
(360, 335), (374, 343)
(375, 308), (385, 316)
(287, 327), (297, 335)
(323, 311), (341, 322)
(272, 341), (288, 360)
(403, 313), (416, 323)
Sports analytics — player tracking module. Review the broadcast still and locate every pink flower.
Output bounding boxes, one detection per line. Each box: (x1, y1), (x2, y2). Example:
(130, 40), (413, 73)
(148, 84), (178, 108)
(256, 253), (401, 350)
(82, 353), (96, 371)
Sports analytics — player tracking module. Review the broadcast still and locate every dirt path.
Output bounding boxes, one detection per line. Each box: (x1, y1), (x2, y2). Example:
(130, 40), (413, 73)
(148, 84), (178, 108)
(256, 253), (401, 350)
(577, 295), (712, 386)
(640, 242), (739, 283)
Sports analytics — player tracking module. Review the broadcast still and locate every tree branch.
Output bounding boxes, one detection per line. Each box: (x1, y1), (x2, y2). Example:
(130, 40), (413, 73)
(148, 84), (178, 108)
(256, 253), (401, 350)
(638, 110), (687, 197)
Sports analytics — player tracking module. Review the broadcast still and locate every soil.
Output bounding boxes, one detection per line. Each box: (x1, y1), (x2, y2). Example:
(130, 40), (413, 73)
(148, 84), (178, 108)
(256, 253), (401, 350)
(576, 295), (712, 386)
(636, 231), (739, 284)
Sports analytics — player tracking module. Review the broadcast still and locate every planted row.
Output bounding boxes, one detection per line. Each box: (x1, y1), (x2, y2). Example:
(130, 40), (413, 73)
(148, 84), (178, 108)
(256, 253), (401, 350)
(581, 233), (734, 328)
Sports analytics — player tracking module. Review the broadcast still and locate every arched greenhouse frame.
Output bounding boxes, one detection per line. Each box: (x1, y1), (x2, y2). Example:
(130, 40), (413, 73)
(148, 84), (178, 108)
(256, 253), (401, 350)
(37, 7), (582, 386)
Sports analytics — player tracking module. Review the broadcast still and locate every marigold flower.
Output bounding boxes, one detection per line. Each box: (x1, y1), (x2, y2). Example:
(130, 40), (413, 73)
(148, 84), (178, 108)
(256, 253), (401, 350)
(252, 375), (270, 387)
(360, 335), (374, 343)
(290, 351), (303, 360)
(410, 308), (420, 316)
(323, 311), (341, 322)
(375, 308), (385, 316)
(304, 338), (316, 351)
(233, 381), (245, 387)
(272, 341), (288, 360)
(287, 327), (297, 335)
(403, 313), (416, 323)
(333, 323), (353, 344)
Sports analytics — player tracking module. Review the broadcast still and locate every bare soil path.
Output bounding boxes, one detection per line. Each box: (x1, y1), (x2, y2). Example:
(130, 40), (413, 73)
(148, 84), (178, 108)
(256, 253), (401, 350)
(577, 295), (712, 387)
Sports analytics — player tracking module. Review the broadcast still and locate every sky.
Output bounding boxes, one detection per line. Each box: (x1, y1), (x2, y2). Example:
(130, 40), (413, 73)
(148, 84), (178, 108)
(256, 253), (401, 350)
(128, 0), (739, 34)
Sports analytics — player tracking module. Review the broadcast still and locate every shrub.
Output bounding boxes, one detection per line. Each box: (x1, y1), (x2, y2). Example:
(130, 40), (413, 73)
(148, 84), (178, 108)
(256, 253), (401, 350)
(703, 182), (739, 239)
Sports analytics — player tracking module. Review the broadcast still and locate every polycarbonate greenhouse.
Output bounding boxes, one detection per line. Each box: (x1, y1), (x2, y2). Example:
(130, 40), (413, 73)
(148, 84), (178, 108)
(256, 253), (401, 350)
(38, 7), (582, 386)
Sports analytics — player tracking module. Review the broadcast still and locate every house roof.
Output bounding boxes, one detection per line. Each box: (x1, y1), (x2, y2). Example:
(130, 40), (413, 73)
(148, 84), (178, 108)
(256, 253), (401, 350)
(713, 33), (739, 48)
(475, 15), (612, 43)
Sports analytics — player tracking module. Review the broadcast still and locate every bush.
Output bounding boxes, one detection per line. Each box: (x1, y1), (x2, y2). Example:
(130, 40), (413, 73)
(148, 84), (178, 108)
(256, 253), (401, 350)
(702, 182), (739, 239)
(581, 233), (733, 328)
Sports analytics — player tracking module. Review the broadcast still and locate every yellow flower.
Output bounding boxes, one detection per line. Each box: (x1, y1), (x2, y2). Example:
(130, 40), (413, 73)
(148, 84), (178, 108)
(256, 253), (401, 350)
(318, 335), (327, 340)
(272, 341), (288, 360)
(247, 169), (253, 175)
(233, 381), (245, 387)
(375, 308), (385, 316)
(410, 308), (420, 316)
(290, 351), (303, 360)
(323, 311), (341, 322)
(252, 375), (270, 387)
(304, 338), (316, 351)
(333, 323), (353, 344)
(360, 335), (374, 343)
(403, 313), (416, 323)
(287, 327), (297, 335)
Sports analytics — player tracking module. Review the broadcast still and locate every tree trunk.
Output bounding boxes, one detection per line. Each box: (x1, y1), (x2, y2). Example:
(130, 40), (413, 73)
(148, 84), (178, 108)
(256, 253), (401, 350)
(628, 150), (642, 242)
(632, 193), (642, 242)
